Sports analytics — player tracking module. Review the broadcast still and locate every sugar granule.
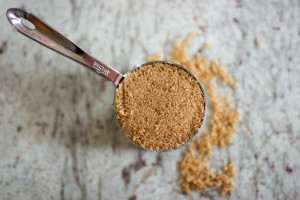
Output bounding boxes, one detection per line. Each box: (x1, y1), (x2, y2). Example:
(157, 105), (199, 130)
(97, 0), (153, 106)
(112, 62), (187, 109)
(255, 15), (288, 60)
(149, 35), (241, 196)
(115, 62), (205, 151)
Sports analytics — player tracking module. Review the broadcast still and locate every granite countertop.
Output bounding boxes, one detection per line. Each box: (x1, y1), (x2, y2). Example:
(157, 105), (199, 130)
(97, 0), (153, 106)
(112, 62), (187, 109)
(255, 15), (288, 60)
(0, 0), (299, 199)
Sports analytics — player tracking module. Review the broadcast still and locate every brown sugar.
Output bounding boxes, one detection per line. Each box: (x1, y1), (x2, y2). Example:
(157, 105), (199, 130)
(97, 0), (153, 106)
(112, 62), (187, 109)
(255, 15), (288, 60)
(148, 35), (241, 197)
(115, 62), (206, 151)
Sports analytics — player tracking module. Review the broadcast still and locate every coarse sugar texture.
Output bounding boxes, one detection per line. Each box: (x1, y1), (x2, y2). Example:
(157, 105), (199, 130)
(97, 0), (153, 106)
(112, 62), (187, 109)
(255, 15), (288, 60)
(148, 35), (241, 197)
(114, 62), (205, 151)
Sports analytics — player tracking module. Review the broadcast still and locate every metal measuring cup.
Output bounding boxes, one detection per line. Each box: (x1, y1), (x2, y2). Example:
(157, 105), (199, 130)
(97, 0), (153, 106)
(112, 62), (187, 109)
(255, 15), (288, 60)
(6, 8), (206, 151)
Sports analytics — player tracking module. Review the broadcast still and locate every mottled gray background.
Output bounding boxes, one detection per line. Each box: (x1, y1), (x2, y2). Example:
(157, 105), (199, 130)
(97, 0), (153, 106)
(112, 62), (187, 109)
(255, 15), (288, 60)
(0, 0), (299, 199)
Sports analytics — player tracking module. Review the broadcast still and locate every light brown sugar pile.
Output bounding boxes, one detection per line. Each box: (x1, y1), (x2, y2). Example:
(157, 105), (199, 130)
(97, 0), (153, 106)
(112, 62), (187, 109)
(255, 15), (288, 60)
(115, 62), (205, 151)
(148, 36), (241, 197)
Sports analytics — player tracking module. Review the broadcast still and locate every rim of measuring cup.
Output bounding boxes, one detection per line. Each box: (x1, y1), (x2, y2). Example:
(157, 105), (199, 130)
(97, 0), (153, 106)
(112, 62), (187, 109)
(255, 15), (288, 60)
(113, 60), (207, 152)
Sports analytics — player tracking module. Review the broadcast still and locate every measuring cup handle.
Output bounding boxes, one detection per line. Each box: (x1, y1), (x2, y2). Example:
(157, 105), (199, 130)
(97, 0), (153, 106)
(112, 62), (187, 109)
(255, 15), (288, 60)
(6, 8), (123, 86)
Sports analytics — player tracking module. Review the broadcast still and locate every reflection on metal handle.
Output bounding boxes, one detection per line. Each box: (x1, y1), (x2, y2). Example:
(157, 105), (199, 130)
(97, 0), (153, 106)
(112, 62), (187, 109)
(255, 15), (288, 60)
(6, 8), (123, 86)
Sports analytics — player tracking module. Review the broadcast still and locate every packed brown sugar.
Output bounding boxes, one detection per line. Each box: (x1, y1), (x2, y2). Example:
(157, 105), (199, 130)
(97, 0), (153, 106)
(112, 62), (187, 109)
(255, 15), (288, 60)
(148, 36), (241, 197)
(115, 62), (206, 151)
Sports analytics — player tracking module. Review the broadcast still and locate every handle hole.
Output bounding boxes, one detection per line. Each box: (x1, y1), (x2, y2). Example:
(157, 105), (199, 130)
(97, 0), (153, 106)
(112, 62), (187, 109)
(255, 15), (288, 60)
(21, 18), (35, 30)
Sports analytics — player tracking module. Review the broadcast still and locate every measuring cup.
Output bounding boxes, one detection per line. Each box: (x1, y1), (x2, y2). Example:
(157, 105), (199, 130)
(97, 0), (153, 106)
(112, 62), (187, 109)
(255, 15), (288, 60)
(6, 8), (206, 151)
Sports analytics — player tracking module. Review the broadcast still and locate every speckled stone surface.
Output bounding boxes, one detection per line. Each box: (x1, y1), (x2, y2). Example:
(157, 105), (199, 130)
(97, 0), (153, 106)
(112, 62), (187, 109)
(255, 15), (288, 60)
(0, 0), (299, 199)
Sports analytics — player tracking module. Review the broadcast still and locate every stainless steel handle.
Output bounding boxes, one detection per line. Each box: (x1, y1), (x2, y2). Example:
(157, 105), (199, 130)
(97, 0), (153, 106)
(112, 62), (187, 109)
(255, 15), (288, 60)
(6, 8), (123, 86)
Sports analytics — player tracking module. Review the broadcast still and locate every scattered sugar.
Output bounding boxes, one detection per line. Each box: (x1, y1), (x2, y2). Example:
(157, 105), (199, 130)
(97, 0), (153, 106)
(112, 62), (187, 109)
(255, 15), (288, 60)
(245, 130), (252, 136)
(255, 39), (263, 46)
(149, 35), (241, 196)
(204, 43), (213, 49)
